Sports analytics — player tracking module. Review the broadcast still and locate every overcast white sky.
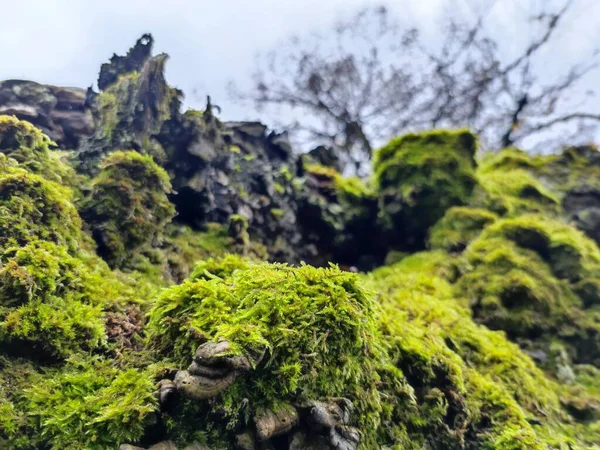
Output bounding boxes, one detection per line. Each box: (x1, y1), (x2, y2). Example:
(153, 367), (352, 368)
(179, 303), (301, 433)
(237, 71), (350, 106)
(2, 0), (600, 140)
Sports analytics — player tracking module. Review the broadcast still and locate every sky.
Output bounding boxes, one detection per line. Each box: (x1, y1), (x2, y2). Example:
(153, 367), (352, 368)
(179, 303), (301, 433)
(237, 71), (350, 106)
(2, 0), (600, 146)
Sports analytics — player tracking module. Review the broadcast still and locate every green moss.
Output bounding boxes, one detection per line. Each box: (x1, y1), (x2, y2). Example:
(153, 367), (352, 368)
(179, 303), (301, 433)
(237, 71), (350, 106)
(457, 235), (577, 339)
(306, 163), (375, 200)
(366, 253), (599, 448)
(475, 169), (560, 216)
(428, 206), (498, 252)
(81, 150), (175, 268)
(454, 216), (600, 366)
(484, 215), (600, 281)
(479, 147), (550, 173)
(279, 165), (293, 181)
(0, 240), (137, 359)
(0, 357), (42, 449)
(97, 91), (119, 142)
(157, 223), (233, 282)
(189, 254), (249, 281)
(26, 357), (158, 449)
(148, 257), (388, 447)
(0, 155), (86, 253)
(374, 129), (478, 248)
(96, 72), (141, 143)
(0, 115), (75, 184)
(270, 207), (284, 218)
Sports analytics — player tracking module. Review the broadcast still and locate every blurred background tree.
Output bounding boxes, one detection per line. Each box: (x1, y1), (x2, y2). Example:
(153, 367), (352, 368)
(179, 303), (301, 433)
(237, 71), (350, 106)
(231, 0), (600, 174)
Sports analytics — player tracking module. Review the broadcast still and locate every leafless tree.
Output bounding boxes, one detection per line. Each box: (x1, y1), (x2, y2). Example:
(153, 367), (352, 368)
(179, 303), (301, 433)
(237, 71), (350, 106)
(231, 0), (600, 173)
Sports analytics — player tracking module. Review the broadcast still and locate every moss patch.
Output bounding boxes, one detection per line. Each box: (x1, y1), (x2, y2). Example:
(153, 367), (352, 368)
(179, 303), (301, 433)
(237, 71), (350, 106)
(428, 206), (498, 252)
(81, 150), (175, 268)
(374, 129), (478, 249)
(0, 115), (75, 184)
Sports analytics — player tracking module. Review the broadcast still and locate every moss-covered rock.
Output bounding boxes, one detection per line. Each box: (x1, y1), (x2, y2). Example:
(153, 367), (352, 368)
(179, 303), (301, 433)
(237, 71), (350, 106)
(374, 129), (478, 249)
(147, 257), (389, 447)
(141, 255), (600, 448)
(77, 36), (180, 174)
(25, 357), (158, 449)
(298, 163), (378, 268)
(367, 253), (600, 449)
(474, 169), (560, 216)
(81, 150), (175, 268)
(0, 115), (75, 184)
(0, 241), (103, 349)
(0, 155), (85, 253)
(428, 206), (498, 252)
(455, 215), (600, 367)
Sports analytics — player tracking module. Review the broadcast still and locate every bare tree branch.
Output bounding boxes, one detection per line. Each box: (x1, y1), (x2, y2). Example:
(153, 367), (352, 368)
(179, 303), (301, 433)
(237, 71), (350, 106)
(231, 0), (600, 174)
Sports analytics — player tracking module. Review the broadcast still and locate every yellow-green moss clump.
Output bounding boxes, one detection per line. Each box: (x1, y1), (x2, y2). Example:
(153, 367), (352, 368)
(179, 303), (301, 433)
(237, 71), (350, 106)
(0, 241), (109, 358)
(449, 146), (563, 222)
(474, 168), (560, 217)
(0, 150), (141, 359)
(25, 358), (158, 449)
(0, 115), (74, 184)
(374, 129), (478, 249)
(141, 254), (600, 448)
(366, 253), (599, 448)
(81, 150), (176, 268)
(428, 206), (498, 252)
(455, 215), (600, 366)
(0, 154), (86, 254)
(147, 257), (393, 447)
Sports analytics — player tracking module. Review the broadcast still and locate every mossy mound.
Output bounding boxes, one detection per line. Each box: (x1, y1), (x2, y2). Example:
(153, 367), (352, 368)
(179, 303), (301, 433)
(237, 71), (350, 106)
(25, 357), (158, 449)
(0, 356), (159, 450)
(147, 257), (389, 447)
(483, 215), (600, 282)
(141, 255), (600, 448)
(428, 206), (498, 252)
(0, 155), (86, 252)
(374, 129), (478, 249)
(478, 147), (550, 174)
(474, 169), (560, 216)
(454, 215), (600, 366)
(367, 253), (599, 449)
(81, 150), (175, 268)
(0, 241), (112, 358)
(0, 115), (74, 184)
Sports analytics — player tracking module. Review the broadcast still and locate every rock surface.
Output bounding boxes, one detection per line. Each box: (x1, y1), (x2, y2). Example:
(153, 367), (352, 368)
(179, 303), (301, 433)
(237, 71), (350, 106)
(0, 79), (93, 148)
